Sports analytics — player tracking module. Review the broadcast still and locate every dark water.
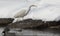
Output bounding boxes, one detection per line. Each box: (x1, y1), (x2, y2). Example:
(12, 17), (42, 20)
(1, 28), (60, 36)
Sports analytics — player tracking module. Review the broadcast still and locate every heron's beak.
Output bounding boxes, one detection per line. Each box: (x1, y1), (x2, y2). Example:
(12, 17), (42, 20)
(32, 5), (37, 7)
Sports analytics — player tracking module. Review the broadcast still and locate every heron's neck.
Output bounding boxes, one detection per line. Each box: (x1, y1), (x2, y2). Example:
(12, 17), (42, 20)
(26, 6), (32, 14)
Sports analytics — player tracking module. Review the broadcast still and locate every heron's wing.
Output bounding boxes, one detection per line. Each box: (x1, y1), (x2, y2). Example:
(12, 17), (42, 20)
(14, 9), (27, 18)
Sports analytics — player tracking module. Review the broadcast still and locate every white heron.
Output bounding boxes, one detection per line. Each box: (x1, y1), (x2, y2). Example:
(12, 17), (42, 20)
(13, 5), (37, 23)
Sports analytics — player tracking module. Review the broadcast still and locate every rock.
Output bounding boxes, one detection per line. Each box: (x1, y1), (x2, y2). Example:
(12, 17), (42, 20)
(7, 19), (43, 29)
(0, 18), (14, 26)
(4, 19), (60, 29)
(49, 25), (60, 29)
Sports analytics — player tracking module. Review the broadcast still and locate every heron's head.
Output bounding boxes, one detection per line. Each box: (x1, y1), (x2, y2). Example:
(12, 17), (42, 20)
(29, 5), (37, 8)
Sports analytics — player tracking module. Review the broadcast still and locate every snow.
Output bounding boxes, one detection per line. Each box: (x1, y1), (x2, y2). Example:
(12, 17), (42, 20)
(0, 0), (60, 21)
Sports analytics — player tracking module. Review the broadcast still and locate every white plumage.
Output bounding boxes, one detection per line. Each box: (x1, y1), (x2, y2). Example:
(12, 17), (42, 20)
(14, 5), (37, 18)
(13, 5), (37, 23)
(14, 10), (27, 18)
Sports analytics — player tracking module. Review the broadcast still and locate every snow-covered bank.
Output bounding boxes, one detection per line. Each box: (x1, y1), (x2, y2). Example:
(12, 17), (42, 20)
(0, 0), (60, 21)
